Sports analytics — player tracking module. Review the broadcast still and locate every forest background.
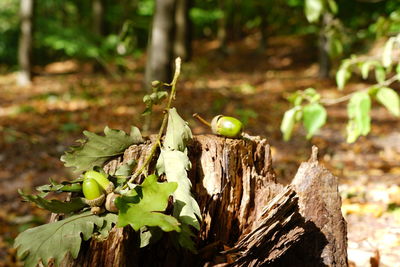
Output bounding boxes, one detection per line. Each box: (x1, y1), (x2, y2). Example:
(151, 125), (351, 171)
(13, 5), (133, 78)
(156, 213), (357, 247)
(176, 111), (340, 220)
(0, 0), (400, 266)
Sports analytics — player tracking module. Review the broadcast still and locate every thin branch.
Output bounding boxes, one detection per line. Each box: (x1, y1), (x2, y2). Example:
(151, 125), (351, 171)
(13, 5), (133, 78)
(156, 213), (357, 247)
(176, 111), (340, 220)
(123, 58), (182, 188)
(320, 75), (399, 106)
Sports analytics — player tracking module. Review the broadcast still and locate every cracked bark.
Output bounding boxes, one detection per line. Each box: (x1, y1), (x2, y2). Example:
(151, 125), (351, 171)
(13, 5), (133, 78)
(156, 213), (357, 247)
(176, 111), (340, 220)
(58, 136), (347, 266)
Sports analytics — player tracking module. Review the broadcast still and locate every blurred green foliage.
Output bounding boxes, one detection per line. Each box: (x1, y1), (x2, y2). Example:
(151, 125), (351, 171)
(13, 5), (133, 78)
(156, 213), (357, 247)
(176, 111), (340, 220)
(0, 0), (399, 70)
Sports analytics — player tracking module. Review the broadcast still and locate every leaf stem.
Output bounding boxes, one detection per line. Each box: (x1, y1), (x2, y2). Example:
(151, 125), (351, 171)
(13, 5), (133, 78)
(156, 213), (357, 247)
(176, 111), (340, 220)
(123, 58), (182, 188)
(192, 113), (212, 128)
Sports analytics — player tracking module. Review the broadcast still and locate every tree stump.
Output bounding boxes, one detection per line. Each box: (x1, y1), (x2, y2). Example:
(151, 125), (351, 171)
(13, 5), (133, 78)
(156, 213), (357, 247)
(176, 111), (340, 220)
(59, 135), (347, 266)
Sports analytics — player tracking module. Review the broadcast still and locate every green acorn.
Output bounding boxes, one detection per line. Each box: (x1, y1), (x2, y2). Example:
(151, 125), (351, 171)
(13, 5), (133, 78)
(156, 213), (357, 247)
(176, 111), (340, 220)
(84, 170), (114, 193)
(82, 178), (105, 207)
(211, 115), (243, 138)
(193, 113), (244, 139)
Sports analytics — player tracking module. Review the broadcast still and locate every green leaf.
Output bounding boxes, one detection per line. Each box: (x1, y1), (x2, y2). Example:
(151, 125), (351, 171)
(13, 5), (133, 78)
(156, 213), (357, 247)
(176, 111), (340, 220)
(163, 108), (193, 151)
(287, 91), (303, 106)
(114, 159), (136, 178)
(382, 37), (395, 68)
(280, 107), (301, 141)
(376, 87), (400, 116)
(19, 190), (86, 214)
(396, 63), (400, 77)
(157, 149), (201, 230)
(139, 227), (163, 248)
(375, 66), (386, 84)
(302, 103), (327, 139)
(142, 91), (168, 116)
(304, 88), (321, 103)
(156, 109), (200, 251)
(14, 212), (106, 267)
(328, 37), (343, 59)
(327, 0), (338, 14)
(360, 60), (376, 80)
(173, 223), (197, 252)
(346, 92), (371, 143)
(305, 0), (324, 23)
(61, 126), (143, 173)
(336, 66), (351, 90)
(116, 174), (180, 232)
(36, 179), (82, 193)
(97, 213), (118, 238)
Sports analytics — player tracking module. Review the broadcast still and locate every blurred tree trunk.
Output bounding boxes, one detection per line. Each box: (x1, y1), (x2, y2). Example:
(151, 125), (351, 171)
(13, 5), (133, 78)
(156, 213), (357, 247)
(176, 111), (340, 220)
(173, 0), (192, 62)
(92, 0), (104, 36)
(217, 0), (228, 54)
(318, 13), (333, 79)
(144, 0), (176, 91)
(257, 1), (268, 51)
(231, 0), (242, 40)
(18, 0), (35, 86)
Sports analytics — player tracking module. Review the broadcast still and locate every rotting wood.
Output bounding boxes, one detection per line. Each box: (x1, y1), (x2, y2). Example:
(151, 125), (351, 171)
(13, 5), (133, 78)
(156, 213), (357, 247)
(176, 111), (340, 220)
(55, 136), (347, 267)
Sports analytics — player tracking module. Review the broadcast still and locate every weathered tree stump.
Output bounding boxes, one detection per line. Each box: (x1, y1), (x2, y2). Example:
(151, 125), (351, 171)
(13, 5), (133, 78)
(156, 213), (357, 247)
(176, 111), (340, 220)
(59, 135), (347, 266)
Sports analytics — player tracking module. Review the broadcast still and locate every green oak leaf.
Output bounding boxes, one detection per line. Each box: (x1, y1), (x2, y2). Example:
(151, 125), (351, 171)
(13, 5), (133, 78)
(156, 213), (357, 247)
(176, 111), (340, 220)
(114, 159), (137, 178)
(302, 103), (327, 139)
(14, 212), (107, 267)
(157, 149), (201, 230)
(61, 126), (143, 173)
(36, 179), (82, 193)
(139, 227), (163, 248)
(115, 174), (180, 232)
(163, 108), (193, 151)
(97, 213), (118, 239)
(156, 108), (200, 251)
(19, 189), (86, 214)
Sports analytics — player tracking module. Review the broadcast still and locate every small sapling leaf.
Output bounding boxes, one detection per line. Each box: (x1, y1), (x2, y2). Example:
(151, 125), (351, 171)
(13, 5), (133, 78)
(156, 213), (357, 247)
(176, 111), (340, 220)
(305, 0), (324, 23)
(346, 92), (371, 143)
(336, 66), (351, 90)
(382, 37), (395, 68)
(302, 103), (327, 139)
(375, 66), (386, 84)
(281, 106), (302, 141)
(375, 87), (400, 117)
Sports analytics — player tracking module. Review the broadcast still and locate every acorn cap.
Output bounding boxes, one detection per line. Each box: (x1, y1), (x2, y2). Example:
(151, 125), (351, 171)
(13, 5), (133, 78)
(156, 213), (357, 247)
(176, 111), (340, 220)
(85, 194), (105, 207)
(105, 182), (115, 194)
(211, 115), (223, 135)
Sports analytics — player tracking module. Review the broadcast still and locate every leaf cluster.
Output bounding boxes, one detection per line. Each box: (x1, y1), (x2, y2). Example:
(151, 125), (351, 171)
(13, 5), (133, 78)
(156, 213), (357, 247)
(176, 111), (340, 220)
(15, 60), (202, 266)
(142, 81), (169, 116)
(282, 33), (400, 143)
(281, 88), (327, 141)
(156, 108), (201, 251)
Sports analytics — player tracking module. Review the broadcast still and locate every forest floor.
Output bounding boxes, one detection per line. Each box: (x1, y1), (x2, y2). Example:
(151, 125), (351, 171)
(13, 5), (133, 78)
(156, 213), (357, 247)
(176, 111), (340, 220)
(1, 34), (399, 267)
